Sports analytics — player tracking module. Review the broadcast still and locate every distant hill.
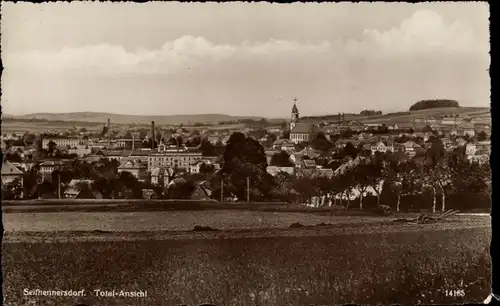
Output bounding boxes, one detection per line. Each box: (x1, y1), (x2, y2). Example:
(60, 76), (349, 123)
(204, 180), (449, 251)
(298, 107), (490, 125)
(9, 112), (265, 125)
(360, 107), (490, 124)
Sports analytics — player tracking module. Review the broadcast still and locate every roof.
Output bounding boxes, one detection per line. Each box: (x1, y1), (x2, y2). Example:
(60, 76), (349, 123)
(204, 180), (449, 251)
(130, 150), (150, 156)
(298, 146), (321, 158)
(273, 138), (294, 146)
(265, 150), (279, 157)
(266, 166), (294, 176)
(457, 122), (475, 130)
(68, 179), (94, 187)
(1, 160), (23, 175)
(302, 159), (317, 168)
(290, 122), (322, 134)
(118, 160), (147, 170)
(107, 151), (123, 157)
(292, 103), (299, 114)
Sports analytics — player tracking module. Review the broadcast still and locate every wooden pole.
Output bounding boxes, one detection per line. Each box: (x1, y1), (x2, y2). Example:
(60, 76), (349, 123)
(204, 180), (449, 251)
(58, 172), (61, 199)
(221, 179), (224, 202)
(247, 177), (250, 203)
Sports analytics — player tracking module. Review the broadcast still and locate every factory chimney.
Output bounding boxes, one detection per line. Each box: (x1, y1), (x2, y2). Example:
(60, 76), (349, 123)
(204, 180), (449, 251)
(107, 118), (111, 149)
(151, 121), (156, 150)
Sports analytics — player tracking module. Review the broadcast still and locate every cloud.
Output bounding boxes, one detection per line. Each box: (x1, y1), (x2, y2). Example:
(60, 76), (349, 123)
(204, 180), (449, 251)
(6, 11), (485, 76)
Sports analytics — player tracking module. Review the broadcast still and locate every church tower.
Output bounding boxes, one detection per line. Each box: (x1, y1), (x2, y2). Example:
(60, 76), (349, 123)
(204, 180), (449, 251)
(290, 97), (299, 130)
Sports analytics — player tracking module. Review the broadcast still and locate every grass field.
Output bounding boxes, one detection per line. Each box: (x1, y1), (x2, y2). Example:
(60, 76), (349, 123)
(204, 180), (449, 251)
(2, 225), (491, 306)
(2, 210), (491, 305)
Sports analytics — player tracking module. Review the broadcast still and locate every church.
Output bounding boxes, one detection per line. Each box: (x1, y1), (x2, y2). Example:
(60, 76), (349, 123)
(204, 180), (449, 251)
(289, 98), (323, 144)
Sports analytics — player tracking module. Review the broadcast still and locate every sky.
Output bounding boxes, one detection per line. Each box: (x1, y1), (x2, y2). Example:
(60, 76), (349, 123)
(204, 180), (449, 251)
(1, 2), (490, 117)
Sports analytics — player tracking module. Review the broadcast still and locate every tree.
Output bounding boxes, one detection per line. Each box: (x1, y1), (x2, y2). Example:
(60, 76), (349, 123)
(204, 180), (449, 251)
(199, 163), (215, 175)
(47, 140), (57, 156)
(477, 131), (488, 141)
(353, 162), (374, 209)
(270, 172), (296, 202)
(2, 178), (23, 200)
(270, 151), (294, 167)
(6, 152), (22, 163)
(342, 142), (359, 159)
(409, 99), (459, 111)
(311, 132), (332, 151)
(282, 130), (290, 139)
(391, 161), (423, 212)
(200, 139), (217, 156)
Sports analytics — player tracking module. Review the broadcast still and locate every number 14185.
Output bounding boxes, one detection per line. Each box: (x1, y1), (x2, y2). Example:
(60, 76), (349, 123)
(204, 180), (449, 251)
(445, 289), (465, 297)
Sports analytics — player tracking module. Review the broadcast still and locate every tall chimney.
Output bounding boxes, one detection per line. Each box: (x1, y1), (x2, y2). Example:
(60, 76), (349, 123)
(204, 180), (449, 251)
(107, 118), (111, 149)
(151, 121), (155, 150)
(132, 132), (135, 151)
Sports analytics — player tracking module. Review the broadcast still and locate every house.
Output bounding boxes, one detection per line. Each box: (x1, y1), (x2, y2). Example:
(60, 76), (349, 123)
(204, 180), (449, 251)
(190, 158), (217, 174)
(272, 139), (296, 153)
(296, 146), (321, 159)
(333, 156), (368, 176)
(266, 166), (294, 176)
(301, 159), (317, 169)
(190, 181), (214, 200)
(142, 189), (158, 200)
(364, 123), (383, 130)
(356, 133), (372, 141)
(63, 179), (102, 199)
(453, 122), (475, 137)
(403, 141), (423, 157)
(371, 140), (395, 154)
(468, 149), (490, 164)
(474, 123), (491, 135)
(466, 141), (491, 156)
(389, 122), (414, 131)
(1, 160), (24, 186)
(335, 139), (360, 149)
(289, 122), (322, 144)
(118, 160), (148, 182)
(347, 120), (365, 132)
(39, 160), (67, 178)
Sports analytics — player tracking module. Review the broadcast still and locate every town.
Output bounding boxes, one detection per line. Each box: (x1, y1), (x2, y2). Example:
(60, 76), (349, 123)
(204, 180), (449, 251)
(2, 99), (491, 213)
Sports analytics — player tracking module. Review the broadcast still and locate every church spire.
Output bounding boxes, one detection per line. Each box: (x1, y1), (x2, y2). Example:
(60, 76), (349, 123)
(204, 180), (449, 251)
(291, 97), (299, 114)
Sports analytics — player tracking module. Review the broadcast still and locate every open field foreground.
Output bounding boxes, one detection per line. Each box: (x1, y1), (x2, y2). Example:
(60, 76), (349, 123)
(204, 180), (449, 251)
(3, 226), (491, 306)
(2, 210), (489, 232)
(2, 212), (492, 305)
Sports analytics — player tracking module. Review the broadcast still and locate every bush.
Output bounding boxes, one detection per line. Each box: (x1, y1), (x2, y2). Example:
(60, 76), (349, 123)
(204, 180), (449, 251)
(372, 205), (392, 216)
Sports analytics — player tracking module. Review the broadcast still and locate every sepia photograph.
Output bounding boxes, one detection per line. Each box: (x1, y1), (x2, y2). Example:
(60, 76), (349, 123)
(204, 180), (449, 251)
(1, 1), (492, 305)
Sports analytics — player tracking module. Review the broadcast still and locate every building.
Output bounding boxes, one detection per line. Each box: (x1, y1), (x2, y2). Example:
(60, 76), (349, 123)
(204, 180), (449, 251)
(266, 166), (294, 176)
(1, 160), (24, 186)
(117, 160), (148, 182)
(190, 181), (214, 200)
(371, 140), (395, 154)
(347, 120), (365, 132)
(39, 160), (67, 178)
(148, 142), (202, 172)
(42, 137), (82, 149)
(452, 122), (475, 137)
(288, 99), (323, 144)
(63, 179), (102, 199)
